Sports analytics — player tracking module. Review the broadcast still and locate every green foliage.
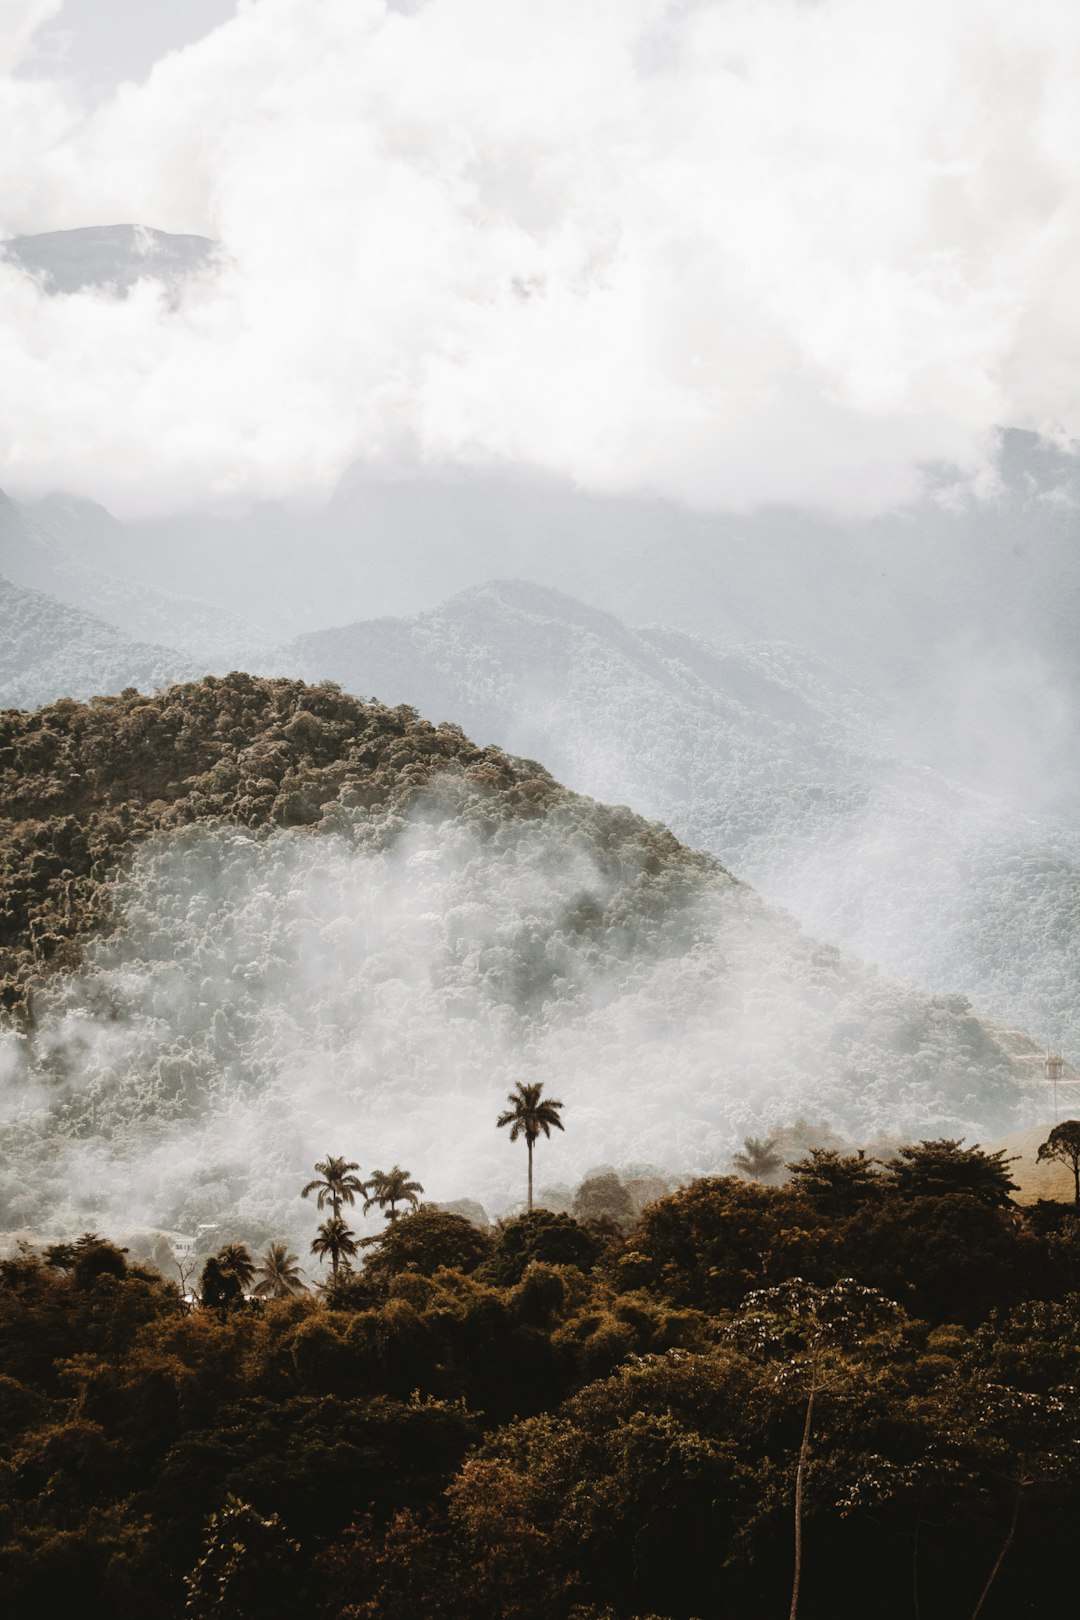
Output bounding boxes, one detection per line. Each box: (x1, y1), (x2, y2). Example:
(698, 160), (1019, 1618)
(5, 1166), (1080, 1617)
(785, 1148), (882, 1216)
(214, 1244), (255, 1290)
(359, 1208), (494, 1281)
(486, 1210), (601, 1285)
(626, 1175), (828, 1311)
(72, 1237), (129, 1289)
(1037, 1120), (1080, 1202)
(572, 1173), (637, 1231)
(883, 1138), (1019, 1206)
(0, 675), (577, 1022)
(199, 1256), (244, 1313)
(184, 1495), (300, 1619)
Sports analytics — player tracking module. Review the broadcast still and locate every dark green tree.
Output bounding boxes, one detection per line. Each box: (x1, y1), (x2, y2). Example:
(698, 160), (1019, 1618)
(185, 1494), (301, 1620)
(360, 1209), (493, 1281)
(729, 1278), (905, 1620)
(884, 1140), (1018, 1207)
(497, 1082), (565, 1211)
(572, 1172), (637, 1231)
(786, 1148), (881, 1216)
(72, 1236), (129, 1289)
(487, 1210), (600, 1285)
(199, 1255), (243, 1312)
(629, 1177), (822, 1311)
(1037, 1121), (1080, 1204)
(44, 1232), (104, 1272)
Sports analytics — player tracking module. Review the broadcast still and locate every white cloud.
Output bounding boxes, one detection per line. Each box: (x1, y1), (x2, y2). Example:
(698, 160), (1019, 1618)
(0, 0), (1079, 515)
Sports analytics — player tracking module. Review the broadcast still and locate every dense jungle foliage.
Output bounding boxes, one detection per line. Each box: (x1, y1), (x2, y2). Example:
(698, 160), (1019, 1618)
(0, 672), (709, 1025)
(2, 1148), (1080, 1620)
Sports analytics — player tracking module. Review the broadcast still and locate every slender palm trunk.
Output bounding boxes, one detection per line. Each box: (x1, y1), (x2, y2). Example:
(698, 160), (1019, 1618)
(1073, 1159), (1079, 1204)
(790, 1376), (817, 1620)
(970, 1477), (1023, 1620)
(527, 1138), (534, 1211)
(911, 1507), (922, 1620)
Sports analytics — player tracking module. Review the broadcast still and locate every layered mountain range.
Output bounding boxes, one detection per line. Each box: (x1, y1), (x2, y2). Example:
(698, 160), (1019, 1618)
(1, 225), (1078, 1228)
(3, 463), (1080, 1075)
(269, 579), (1080, 1062)
(0, 675), (1054, 1246)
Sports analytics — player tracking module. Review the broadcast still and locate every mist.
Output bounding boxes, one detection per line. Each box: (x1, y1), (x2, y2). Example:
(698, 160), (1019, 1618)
(2, 0), (1079, 1254)
(0, 778), (1043, 1249)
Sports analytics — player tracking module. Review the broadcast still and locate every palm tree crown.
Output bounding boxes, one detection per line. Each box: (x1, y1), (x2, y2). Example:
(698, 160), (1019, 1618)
(252, 1243), (306, 1298)
(301, 1155), (365, 1216)
(215, 1242), (256, 1291)
(364, 1166), (424, 1222)
(497, 1081), (566, 1210)
(310, 1215), (359, 1281)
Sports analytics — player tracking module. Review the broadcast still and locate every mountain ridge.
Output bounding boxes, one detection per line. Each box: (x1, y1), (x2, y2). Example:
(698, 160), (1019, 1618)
(267, 580), (1080, 1062)
(0, 223), (217, 297)
(0, 673), (1059, 1243)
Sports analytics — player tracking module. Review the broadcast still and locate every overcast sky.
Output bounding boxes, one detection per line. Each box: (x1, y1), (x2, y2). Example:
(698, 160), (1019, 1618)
(1, 0), (1078, 517)
(14, 0), (237, 98)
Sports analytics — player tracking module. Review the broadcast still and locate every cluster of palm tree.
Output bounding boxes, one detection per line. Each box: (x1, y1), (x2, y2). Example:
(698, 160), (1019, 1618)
(302, 1156), (425, 1281)
(197, 1239), (305, 1304)
(192, 1085), (567, 1302)
(299, 1082), (567, 1282)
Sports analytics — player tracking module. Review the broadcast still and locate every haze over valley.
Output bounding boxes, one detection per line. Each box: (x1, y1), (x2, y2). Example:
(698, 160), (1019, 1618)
(8, 10), (1080, 1616)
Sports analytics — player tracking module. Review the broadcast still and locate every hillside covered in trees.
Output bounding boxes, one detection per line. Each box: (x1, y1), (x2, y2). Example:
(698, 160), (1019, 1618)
(3, 1145), (1080, 1619)
(0, 674), (1055, 1248)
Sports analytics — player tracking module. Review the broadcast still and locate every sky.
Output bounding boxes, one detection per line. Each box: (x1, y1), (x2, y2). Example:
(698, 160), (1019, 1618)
(1, 0), (1079, 516)
(13, 0), (237, 98)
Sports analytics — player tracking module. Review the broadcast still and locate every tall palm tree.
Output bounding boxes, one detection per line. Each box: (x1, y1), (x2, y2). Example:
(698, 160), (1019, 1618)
(215, 1242), (256, 1292)
(310, 1215), (358, 1282)
(252, 1242), (306, 1298)
(364, 1166), (424, 1222)
(301, 1155), (365, 1216)
(497, 1081), (565, 1211)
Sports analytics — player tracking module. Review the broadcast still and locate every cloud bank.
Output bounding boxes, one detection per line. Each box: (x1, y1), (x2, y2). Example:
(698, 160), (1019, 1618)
(0, 787), (1038, 1244)
(1, 0), (1080, 514)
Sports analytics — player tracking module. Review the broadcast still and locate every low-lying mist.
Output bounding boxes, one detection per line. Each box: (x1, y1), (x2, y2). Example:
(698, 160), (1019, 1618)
(0, 781), (1042, 1250)
(274, 580), (1080, 1062)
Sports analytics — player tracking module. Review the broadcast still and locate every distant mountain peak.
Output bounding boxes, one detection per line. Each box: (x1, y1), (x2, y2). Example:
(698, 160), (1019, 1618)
(0, 224), (218, 297)
(441, 578), (628, 633)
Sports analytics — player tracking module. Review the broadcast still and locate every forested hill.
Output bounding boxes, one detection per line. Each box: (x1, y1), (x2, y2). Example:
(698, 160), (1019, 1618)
(1, 672), (669, 1017)
(0, 574), (198, 711)
(0, 675), (1057, 1244)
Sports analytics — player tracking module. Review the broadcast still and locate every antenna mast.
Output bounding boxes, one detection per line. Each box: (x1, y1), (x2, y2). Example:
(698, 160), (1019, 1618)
(1046, 1048), (1065, 1122)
